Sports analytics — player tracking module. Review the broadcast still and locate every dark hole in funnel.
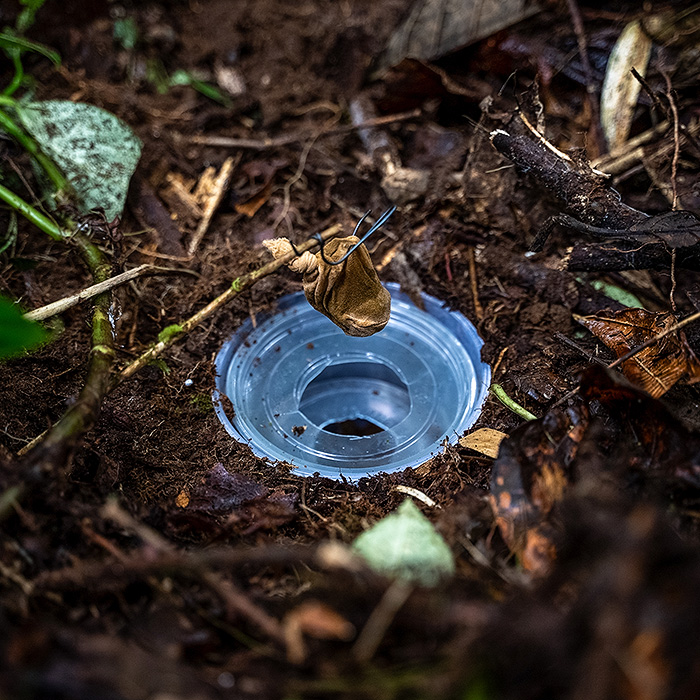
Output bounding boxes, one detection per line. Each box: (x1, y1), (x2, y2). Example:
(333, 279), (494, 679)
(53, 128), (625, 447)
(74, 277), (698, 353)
(299, 362), (410, 436)
(322, 418), (385, 436)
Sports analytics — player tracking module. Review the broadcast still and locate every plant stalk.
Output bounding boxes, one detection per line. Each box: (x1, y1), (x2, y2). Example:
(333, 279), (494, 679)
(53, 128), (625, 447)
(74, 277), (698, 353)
(0, 107), (69, 194)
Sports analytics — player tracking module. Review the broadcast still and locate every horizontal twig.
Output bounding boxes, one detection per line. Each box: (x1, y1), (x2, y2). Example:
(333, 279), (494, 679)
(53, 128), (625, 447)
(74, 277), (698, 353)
(23, 264), (194, 321)
(186, 109), (421, 149)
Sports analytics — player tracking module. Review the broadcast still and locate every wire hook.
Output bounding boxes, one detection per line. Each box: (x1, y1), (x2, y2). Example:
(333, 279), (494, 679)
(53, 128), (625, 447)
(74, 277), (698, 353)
(291, 206), (396, 265)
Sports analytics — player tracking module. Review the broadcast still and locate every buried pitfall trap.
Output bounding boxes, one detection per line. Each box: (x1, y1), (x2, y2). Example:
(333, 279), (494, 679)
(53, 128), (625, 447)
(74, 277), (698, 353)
(214, 283), (490, 479)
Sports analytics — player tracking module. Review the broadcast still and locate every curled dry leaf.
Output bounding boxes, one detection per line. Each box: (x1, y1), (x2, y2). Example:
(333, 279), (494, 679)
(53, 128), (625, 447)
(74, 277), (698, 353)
(577, 308), (700, 397)
(171, 463), (297, 535)
(263, 235), (391, 337)
(490, 366), (700, 575)
(378, 0), (540, 70)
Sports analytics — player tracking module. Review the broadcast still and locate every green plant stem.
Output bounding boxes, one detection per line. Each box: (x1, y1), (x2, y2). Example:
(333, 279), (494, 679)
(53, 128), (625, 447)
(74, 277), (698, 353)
(2, 49), (23, 97)
(15, 236), (114, 467)
(116, 223), (343, 384)
(490, 384), (537, 421)
(0, 181), (64, 240)
(0, 107), (69, 194)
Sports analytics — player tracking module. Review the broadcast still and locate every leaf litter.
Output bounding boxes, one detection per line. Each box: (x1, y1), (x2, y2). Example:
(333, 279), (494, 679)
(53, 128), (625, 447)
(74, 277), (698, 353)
(1, 1), (700, 698)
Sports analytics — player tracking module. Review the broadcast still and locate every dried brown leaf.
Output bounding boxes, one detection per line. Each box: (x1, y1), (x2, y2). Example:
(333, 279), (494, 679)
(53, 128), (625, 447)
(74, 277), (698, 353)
(577, 308), (700, 397)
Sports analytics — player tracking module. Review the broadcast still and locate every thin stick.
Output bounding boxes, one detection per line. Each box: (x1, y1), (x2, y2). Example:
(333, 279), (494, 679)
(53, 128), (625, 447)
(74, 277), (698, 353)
(116, 223), (343, 384)
(23, 264), (191, 321)
(352, 580), (412, 662)
(467, 246), (484, 321)
(187, 108), (421, 149)
(591, 121), (669, 172)
(187, 155), (236, 256)
(102, 499), (285, 644)
(565, 0), (604, 156)
(661, 69), (681, 210)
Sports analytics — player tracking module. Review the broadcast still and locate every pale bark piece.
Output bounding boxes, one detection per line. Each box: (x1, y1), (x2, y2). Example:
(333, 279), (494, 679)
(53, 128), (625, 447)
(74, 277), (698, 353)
(460, 428), (508, 459)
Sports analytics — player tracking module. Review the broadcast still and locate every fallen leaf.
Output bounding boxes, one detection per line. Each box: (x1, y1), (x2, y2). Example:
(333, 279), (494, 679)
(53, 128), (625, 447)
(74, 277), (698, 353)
(171, 463), (297, 535)
(235, 180), (273, 218)
(600, 20), (653, 153)
(460, 428), (508, 459)
(234, 159), (285, 218)
(352, 499), (454, 586)
(17, 100), (141, 219)
(577, 308), (700, 397)
(378, 0), (540, 70)
(489, 406), (588, 575)
(187, 463), (266, 514)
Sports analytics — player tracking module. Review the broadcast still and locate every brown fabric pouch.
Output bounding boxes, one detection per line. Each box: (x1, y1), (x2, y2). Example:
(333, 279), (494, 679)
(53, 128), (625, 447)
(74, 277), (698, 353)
(302, 236), (391, 337)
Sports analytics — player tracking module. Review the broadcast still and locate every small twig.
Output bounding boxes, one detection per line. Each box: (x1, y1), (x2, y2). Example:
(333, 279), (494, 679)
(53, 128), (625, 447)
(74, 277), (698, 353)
(33, 541), (319, 591)
(186, 109), (421, 149)
(554, 331), (607, 366)
(591, 120), (670, 174)
(352, 580), (413, 662)
(565, 0), (604, 156)
(116, 223), (343, 384)
(187, 155), (237, 256)
(23, 264), (192, 321)
(630, 67), (665, 115)
(489, 384), (537, 421)
(661, 69), (681, 210)
(393, 485), (439, 509)
(467, 246), (484, 321)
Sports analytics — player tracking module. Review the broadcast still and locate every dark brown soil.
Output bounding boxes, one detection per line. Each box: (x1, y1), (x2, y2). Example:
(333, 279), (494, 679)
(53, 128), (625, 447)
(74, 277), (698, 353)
(2, 1), (700, 698)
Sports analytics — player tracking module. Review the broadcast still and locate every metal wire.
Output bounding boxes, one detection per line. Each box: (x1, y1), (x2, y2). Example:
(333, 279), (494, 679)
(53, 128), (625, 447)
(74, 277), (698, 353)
(291, 206), (396, 265)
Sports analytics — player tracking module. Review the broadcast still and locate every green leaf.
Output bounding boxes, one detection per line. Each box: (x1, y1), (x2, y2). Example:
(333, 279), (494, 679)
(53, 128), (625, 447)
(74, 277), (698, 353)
(0, 295), (48, 359)
(16, 100), (142, 219)
(113, 17), (138, 51)
(157, 323), (183, 344)
(589, 279), (644, 309)
(0, 32), (60, 65)
(169, 69), (232, 106)
(352, 499), (455, 587)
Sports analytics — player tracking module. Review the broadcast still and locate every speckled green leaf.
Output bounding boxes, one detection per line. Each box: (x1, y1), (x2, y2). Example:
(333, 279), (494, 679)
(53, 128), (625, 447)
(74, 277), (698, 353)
(352, 499), (455, 587)
(17, 100), (141, 219)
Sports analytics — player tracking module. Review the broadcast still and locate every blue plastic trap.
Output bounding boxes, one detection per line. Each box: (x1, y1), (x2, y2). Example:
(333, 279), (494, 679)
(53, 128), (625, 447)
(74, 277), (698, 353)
(214, 283), (490, 479)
